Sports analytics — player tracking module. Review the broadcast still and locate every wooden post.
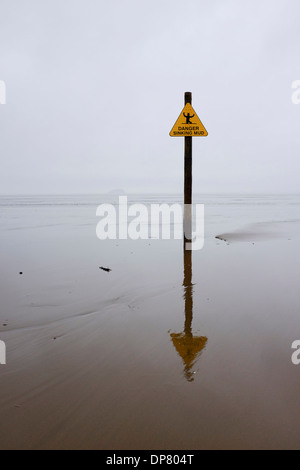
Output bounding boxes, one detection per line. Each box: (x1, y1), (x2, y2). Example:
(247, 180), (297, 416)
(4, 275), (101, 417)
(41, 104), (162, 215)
(184, 91), (192, 242)
(183, 246), (193, 337)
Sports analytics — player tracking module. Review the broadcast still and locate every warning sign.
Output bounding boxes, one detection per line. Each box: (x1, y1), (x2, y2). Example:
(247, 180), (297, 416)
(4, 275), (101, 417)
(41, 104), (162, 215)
(170, 103), (208, 137)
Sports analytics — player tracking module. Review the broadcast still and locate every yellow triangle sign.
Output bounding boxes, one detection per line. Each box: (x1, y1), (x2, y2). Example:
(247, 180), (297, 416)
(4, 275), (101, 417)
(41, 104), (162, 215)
(170, 103), (208, 137)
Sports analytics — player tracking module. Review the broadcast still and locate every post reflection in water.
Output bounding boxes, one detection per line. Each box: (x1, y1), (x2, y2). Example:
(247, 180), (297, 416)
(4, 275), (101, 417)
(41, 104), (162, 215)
(170, 243), (207, 382)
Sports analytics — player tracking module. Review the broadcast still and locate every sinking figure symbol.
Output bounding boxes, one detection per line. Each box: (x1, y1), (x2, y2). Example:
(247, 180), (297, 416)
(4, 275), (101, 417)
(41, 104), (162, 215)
(183, 112), (194, 124)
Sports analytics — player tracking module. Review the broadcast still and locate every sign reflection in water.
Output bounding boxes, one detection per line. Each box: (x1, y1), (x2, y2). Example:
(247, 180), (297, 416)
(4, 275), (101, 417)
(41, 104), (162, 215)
(170, 243), (207, 382)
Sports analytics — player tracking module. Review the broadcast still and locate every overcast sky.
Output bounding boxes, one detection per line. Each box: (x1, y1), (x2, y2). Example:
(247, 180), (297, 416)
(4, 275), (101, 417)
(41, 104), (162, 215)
(0, 0), (299, 194)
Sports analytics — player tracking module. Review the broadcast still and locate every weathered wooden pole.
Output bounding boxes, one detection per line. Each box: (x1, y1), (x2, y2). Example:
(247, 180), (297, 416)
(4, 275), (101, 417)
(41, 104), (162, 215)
(169, 91), (207, 243)
(184, 91), (192, 243)
(169, 95), (208, 381)
(183, 246), (193, 337)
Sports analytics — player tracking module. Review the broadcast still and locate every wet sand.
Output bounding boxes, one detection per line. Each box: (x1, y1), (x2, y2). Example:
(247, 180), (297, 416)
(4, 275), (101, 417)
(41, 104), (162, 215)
(1, 194), (300, 449)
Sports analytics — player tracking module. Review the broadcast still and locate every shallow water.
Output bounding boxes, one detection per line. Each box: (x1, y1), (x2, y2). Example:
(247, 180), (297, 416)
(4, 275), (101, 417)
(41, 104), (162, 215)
(0, 194), (300, 449)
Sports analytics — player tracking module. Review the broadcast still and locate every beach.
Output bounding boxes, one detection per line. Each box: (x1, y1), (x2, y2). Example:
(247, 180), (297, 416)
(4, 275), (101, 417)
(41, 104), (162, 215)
(0, 193), (300, 449)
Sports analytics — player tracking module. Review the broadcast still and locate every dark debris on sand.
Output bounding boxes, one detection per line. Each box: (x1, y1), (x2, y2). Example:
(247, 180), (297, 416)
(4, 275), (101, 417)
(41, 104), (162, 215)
(99, 266), (112, 272)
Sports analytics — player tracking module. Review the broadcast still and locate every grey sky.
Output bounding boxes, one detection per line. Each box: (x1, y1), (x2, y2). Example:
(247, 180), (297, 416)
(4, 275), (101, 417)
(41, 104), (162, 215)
(0, 0), (299, 194)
